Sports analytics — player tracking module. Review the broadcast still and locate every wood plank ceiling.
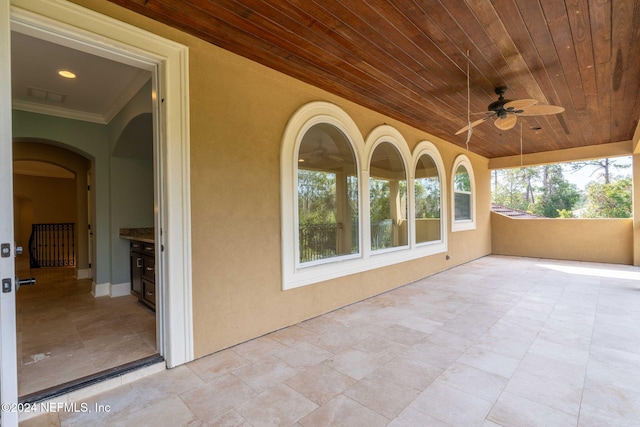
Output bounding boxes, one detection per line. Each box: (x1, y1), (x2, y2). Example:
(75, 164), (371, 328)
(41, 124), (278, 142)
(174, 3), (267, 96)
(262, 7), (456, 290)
(108, 0), (640, 159)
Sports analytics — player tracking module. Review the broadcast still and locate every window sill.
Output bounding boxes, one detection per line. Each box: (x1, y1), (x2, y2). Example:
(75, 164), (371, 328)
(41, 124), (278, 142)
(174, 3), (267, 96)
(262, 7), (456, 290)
(283, 241), (447, 290)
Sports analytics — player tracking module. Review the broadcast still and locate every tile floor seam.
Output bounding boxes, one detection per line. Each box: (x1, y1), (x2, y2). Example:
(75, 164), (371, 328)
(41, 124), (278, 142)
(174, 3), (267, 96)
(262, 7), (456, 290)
(575, 278), (602, 426)
(476, 276), (555, 426)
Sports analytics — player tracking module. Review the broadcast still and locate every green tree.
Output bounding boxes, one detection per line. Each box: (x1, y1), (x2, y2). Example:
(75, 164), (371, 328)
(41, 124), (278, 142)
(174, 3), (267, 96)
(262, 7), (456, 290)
(530, 164), (580, 218)
(415, 178), (440, 218)
(557, 209), (574, 218)
(369, 178), (390, 222)
(492, 168), (531, 211)
(583, 178), (632, 218)
(493, 158), (631, 219)
(298, 170), (336, 224)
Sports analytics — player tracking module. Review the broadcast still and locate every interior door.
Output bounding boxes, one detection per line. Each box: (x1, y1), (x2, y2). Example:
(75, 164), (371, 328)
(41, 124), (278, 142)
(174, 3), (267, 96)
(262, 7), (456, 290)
(0, 1), (19, 426)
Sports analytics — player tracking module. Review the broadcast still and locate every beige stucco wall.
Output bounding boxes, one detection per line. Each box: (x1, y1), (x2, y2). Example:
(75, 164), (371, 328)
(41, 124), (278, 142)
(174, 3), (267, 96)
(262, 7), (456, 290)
(71, 0), (492, 358)
(491, 212), (633, 265)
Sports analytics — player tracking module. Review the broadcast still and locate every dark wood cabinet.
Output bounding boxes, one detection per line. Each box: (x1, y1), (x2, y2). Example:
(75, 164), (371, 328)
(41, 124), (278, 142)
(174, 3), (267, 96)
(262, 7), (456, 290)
(130, 240), (155, 310)
(130, 250), (143, 297)
(142, 278), (156, 308)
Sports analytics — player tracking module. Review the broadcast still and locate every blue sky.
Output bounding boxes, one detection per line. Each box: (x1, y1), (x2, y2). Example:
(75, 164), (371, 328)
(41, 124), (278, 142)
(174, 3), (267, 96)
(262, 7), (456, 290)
(562, 156), (632, 190)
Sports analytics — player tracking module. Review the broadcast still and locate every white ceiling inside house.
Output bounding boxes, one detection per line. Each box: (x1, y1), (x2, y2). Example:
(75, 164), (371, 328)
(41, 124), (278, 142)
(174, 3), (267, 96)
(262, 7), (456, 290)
(11, 30), (152, 178)
(11, 30), (150, 125)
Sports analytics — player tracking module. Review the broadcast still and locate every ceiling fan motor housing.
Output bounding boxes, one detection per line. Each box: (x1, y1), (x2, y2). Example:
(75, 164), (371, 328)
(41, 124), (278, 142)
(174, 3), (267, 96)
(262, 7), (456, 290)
(488, 99), (511, 117)
(488, 85), (510, 114)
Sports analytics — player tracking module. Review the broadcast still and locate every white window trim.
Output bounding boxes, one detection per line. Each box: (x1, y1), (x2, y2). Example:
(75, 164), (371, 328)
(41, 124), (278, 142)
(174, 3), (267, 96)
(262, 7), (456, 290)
(411, 141), (447, 250)
(281, 106), (448, 290)
(281, 102), (365, 290)
(365, 126), (412, 256)
(451, 154), (477, 232)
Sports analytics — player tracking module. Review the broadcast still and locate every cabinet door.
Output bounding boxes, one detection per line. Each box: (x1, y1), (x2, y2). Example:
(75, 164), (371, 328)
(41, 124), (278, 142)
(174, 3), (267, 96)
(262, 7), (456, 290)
(130, 252), (142, 296)
(142, 255), (155, 282)
(142, 278), (156, 310)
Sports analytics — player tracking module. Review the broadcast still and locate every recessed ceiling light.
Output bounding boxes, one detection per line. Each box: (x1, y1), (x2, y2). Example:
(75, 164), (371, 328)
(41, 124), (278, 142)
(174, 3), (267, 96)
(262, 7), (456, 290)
(58, 70), (76, 79)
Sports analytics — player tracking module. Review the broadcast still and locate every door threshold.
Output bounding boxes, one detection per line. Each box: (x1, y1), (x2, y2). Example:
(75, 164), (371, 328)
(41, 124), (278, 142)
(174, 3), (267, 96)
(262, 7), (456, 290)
(19, 354), (165, 404)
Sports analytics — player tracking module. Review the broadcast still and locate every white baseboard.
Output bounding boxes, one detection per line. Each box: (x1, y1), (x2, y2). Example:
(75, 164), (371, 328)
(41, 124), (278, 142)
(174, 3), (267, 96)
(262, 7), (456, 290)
(110, 282), (131, 298)
(76, 268), (92, 279)
(92, 281), (131, 298)
(92, 281), (110, 297)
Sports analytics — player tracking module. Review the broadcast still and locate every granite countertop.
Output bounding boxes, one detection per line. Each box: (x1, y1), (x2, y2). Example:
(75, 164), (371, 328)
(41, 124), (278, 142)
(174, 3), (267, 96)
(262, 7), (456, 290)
(119, 227), (155, 244)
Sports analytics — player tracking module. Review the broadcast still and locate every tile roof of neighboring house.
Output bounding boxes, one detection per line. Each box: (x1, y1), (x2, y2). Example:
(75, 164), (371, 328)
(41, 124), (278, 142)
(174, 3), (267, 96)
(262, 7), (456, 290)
(491, 203), (542, 219)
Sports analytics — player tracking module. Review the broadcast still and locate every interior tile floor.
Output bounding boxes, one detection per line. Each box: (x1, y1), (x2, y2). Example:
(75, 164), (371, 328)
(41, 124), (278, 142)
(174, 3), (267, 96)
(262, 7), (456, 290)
(22, 255), (640, 426)
(17, 267), (157, 397)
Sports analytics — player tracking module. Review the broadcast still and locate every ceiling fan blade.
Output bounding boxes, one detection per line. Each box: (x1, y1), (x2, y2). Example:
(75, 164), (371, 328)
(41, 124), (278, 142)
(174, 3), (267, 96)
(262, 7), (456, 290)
(504, 99), (538, 111)
(494, 115), (517, 130)
(454, 116), (493, 135)
(516, 104), (565, 116)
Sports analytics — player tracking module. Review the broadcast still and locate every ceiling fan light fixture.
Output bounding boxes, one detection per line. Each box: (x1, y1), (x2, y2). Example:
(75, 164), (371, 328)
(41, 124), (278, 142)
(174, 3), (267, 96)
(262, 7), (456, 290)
(494, 115), (517, 130)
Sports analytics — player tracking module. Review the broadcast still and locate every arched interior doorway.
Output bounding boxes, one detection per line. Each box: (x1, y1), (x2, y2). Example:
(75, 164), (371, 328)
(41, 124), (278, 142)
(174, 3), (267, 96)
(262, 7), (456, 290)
(12, 139), (159, 399)
(13, 140), (90, 277)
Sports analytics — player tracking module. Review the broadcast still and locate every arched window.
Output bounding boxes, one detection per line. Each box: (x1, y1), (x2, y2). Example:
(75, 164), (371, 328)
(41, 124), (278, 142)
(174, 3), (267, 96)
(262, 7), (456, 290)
(451, 155), (476, 231)
(281, 102), (365, 289)
(454, 165), (471, 220)
(281, 104), (448, 289)
(414, 153), (441, 244)
(369, 142), (408, 251)
(297, 123), (359, 263)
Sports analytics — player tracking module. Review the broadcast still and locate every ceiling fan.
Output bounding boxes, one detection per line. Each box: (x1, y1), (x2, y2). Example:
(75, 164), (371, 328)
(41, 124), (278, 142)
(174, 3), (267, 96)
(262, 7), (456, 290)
(299, 139), (344, 165)
(455, 86), (565, 135)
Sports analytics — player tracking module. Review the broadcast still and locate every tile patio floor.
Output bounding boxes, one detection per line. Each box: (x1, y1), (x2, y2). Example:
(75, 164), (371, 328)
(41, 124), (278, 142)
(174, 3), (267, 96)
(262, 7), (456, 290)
(22, 255), (640, 426)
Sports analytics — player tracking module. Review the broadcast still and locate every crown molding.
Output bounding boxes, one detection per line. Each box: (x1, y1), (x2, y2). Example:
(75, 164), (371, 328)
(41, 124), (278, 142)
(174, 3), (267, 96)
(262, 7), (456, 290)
(12, 99), (106, 124)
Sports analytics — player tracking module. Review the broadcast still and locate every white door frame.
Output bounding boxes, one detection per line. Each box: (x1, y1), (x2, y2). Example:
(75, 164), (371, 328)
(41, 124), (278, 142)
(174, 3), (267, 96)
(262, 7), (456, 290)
(8, 0), (193, 372)
(1, 0), (19, 423)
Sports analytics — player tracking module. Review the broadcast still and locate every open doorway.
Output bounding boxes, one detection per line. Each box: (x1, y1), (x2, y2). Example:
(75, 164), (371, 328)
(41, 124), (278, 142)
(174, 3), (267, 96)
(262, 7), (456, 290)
(11, 29), (160, 400)
(3, 1), (193, 410)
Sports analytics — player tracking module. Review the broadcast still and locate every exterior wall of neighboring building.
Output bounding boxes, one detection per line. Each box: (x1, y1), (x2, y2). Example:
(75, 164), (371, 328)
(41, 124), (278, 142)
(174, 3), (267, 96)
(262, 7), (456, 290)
(51, 1), (493, 358)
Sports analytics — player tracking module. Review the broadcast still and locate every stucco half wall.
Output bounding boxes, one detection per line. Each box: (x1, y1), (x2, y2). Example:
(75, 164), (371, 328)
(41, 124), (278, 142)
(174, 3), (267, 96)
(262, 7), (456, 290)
(491, 212), (633, 265)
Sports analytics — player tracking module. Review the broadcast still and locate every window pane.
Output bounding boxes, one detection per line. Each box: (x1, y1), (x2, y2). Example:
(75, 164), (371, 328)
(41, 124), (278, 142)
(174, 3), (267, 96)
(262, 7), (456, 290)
(454, 165), (472, 221)
(369, 142), (407, 250)
(297, 123), (358, 263)
(454, 166), (471, 192)
(414, 154), (441, 243)
(454, 193), (471, 220)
